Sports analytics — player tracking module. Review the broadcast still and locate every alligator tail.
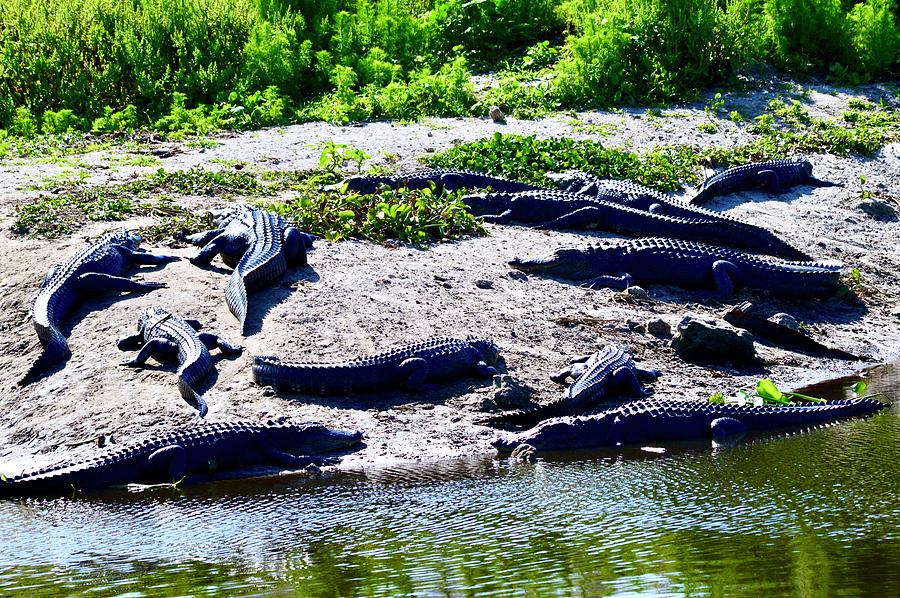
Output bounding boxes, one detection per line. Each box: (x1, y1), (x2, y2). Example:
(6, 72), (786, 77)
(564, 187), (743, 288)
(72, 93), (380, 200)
(225, 269), (249, 334)
(19, 327), (70, 386)
(176, 375), (209, 418)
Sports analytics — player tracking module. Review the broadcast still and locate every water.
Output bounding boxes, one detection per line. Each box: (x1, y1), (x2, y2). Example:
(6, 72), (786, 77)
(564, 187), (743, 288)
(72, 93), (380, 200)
(1, 364), (898, 597)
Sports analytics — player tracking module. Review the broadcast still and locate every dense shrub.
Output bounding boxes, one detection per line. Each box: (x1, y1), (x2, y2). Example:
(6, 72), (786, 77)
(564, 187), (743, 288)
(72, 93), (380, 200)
(0, 0), (896, 132)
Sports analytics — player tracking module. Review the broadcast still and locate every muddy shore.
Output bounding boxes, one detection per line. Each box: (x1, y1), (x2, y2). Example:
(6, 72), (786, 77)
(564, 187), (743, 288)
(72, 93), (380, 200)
(1, 83), (898, 471)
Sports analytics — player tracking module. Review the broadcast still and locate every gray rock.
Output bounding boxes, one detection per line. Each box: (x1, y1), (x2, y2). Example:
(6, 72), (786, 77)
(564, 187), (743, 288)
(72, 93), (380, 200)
(671, 315), (757, 364)
(489, 106), (506, 123)
(509, 443), (537, 462)
(769, 312), (801, 331)
(507, 270), (528, 282)
(480, 375), (534, 412)
(646, 318), (672, 337)
(857, 198), (898, 221)
(475, 279), (494, 289)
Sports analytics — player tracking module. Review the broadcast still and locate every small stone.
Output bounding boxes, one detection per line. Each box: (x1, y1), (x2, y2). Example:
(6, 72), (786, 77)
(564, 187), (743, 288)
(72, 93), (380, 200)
(475, 279), (494, 289)
(624, 286), (649, 299)
(262, 386), (277, 397)
(507, 271), (528, 282)
(233, 163), (244, 170)
(489, 106), (506, 123)
(857, 198), (898, 221)
(769, 312), (801, 331)
(433, 274), (448, 282)
(671, 314), (757, 365)
(646, 318), (672, 337)
(442, 282), (452, 289)
(626, 319), (643, 331)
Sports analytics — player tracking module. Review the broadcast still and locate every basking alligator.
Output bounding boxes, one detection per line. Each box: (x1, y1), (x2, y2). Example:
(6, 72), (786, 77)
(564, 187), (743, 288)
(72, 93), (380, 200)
(20, 231), (178, 386)
(485, 345), (659, 427)
(493, 398), (888, 452)
(118, 306), (243, 417)
(689, 159), (837, 205)
(0, 421), (363, 496)
(509, 237), (843, 298)
(187, 203), (314, 269)
(546, 170), (810, 260)
(253, 336), (500, 395)
(324, 169), (540, 195)
(463, 190), (809, 260)
(187, 205), (312, 334)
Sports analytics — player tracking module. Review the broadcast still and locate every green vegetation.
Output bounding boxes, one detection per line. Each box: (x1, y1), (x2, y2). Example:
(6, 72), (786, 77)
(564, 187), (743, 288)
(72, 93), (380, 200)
(13, 161), (483, 245)
(428, 98), (900, 191)
(0, 0), (897, 134)
(709, 378), (879, 406)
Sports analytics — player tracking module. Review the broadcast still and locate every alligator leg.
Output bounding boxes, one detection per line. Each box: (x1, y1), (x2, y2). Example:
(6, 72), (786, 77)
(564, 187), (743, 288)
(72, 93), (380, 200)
(759, 169), (783, 193)
(282, 227), (309, 267)
(550, 361), (589, 384)
(580, 273), (634, 290)
(399, 357), (429, 389)
(143, 445), (188, 483)
(479, 210), (514, 224)
(710, 417), (747, 438)
(635, 367), (661, 381)
(117, 333), (145, 350)
(439, 172), (466, 191)
(610, 366), (650, 396)
(535, 207), (607, 230)
(184, 319), (203, 330)
(475, 361), (498, 377)
(116, 246), (180, 265)
(75, 273), (166, 292)
(184, 228), (224, 246)
(710, 260), (740, 298)
(121, 339), (179, 366)
(263, 446), (339, 468)
(198, 332), (243, 356)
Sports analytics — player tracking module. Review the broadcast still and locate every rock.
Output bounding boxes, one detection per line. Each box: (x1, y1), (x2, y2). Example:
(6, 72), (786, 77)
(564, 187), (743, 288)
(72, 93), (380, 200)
(262, 386), (277, 397)
(625, 319), (643, 331)
(489, 106), (506, 123)
(769, 312), (801, 331)
(507, 270), (528, 282)
(475, 279), (494, 289)
(646, 318), (672, 337)
(671, 315), (757, 364)
(624, 286), (649, 299)
(480, 375), (533, 412)
(857, 198), (898, 221)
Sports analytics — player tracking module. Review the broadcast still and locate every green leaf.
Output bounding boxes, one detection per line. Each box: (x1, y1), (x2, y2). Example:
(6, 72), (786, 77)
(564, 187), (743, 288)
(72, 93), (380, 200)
(783, 391), (825, 404)
(755, 379), (783, 402)
(708, 392), (725, 404)
(851, 381), (867, 396)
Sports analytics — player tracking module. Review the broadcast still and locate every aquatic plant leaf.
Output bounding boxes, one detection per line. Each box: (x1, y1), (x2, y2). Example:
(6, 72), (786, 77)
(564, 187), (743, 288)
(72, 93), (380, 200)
(756, 379), (784, 402)
(851, 381), (867, 396)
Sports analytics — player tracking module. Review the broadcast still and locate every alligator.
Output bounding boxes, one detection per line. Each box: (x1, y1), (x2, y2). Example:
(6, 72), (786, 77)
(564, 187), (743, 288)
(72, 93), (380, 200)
(186, 203), (314, 269)
(20, 231), (179, 386)
(253, 336), (500, 395)
(484, 345), (659, 427)
(493, 397), (888, 452)
(0, 421), (363, 496)
(185, 205), (311, 334)
(118, 306), (243, 417)
(463, 189), (810, 260)
(323, 169), (541, 195)
(509, 237), (843, 299)
(689, 159), (837, 205)
(546, 170), (811, 260)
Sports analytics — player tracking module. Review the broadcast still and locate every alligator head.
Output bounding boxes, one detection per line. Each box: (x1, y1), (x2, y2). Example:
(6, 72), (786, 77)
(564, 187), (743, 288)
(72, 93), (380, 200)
(266, 420), (364, 454)
(136, 305), (172, 337)
(509, 244), (623, 280)
(468, 336), (501, 365)
(107, 229), (144, 250)
(492, 414), (618, 453)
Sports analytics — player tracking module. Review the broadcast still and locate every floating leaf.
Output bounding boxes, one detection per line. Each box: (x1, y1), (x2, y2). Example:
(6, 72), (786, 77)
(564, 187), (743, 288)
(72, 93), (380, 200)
(851, 381), (867, 396)
(755, 379), (784, 402)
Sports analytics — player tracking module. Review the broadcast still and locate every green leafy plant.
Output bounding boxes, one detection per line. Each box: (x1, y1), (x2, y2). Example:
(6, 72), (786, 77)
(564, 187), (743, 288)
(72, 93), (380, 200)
(709, 379), (825, 406)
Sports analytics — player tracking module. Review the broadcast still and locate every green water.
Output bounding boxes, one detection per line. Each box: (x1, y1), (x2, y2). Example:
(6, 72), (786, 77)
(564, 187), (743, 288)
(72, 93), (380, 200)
(1, 364), (898, 597)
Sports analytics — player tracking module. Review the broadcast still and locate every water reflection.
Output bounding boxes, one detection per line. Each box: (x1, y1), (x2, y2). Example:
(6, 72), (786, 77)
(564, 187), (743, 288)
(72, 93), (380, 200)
(0, 365), (897, 596)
